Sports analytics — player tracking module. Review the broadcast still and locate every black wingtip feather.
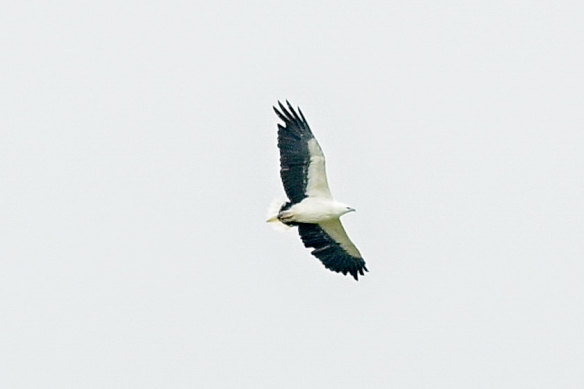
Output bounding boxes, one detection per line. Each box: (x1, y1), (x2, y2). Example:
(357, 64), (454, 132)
(273, 106), (287, 122)
(278, 101), (294, 122)
(297, 107), (309, 127)
(286, 100), (303, 123)
(275, 100), (311, 132)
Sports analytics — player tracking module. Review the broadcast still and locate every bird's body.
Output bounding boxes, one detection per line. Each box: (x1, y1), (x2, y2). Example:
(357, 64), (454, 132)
(267, 101), (368, 280)
(278, 198), (354, 224)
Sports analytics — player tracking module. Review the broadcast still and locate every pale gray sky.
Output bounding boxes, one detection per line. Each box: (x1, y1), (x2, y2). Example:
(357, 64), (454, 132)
(2, 1), (583, 388)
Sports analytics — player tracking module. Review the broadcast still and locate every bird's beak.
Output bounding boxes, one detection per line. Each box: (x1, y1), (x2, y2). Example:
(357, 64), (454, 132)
(348, 207), (356, 213)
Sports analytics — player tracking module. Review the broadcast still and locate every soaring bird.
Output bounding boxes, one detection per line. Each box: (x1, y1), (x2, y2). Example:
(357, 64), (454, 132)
(266, 101), (368, 280)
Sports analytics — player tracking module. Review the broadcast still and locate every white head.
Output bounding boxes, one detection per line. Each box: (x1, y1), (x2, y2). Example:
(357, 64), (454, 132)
(333, 201), (356, 217)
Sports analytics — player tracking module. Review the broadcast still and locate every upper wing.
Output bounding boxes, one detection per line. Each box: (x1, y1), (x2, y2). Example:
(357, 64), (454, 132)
(274, 101), (332, 203)
(298, 219), (367, 280)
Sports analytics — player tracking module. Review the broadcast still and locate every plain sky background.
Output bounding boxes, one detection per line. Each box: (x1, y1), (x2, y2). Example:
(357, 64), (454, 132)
(2, 1), (583, 388)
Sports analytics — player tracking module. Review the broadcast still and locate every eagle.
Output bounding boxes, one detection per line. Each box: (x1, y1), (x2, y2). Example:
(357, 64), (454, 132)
(266, 101), (368, 280)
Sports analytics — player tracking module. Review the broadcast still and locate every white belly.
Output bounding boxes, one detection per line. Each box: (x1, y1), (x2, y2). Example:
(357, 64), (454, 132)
(289, 197), (342, 223)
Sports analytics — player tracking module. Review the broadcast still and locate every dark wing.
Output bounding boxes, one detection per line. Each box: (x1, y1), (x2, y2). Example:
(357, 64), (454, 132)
(298, 220), (368, 281)
(274, 101), (331, 204)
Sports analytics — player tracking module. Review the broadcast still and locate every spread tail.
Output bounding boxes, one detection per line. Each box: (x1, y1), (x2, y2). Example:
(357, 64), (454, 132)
(266, 197), (291, 231)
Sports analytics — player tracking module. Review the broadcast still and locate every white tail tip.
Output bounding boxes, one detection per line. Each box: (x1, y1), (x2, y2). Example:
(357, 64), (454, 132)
(266, 197), (291, 231)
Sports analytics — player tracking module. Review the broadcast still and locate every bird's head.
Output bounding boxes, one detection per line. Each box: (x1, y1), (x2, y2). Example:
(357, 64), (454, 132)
(335, 202), (356, 216)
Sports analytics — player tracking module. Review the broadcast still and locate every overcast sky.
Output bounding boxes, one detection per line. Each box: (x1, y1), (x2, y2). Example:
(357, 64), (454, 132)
(2, 1), (583, 388)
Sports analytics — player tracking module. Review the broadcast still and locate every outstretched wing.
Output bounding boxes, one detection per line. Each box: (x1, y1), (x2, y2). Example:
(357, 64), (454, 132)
(298, 220), (367, 281)
(274, 101), (332, 203)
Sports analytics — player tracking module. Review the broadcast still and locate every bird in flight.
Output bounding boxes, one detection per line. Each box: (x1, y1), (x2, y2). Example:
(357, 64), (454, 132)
(266, 101), (368, 280)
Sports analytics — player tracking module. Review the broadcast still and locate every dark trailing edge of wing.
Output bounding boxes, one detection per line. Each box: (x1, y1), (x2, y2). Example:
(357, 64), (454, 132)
(274, 101), (314, 204)
(298, 223), (368, 281)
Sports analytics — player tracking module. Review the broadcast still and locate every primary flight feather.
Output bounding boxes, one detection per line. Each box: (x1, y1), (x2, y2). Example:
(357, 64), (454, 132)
(266, 101), (368, 280)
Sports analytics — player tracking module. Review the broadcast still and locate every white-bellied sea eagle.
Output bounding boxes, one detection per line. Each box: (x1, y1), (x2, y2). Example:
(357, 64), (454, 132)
(266, 101), (368, 281)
